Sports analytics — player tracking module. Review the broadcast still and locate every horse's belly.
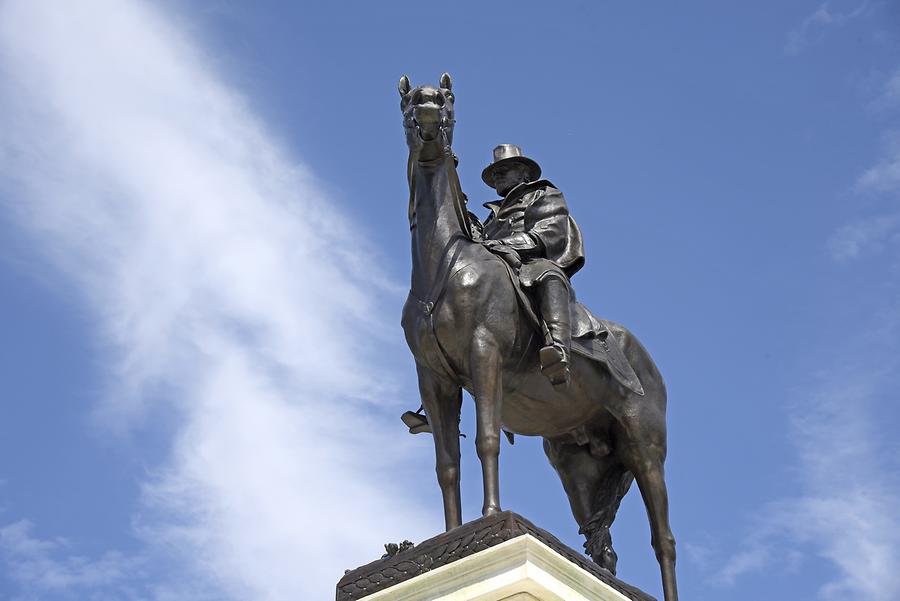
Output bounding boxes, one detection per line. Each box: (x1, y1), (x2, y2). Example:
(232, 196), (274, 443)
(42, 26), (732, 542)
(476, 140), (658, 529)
(501, 360), (607, 437)
(502, 356), (612, 437)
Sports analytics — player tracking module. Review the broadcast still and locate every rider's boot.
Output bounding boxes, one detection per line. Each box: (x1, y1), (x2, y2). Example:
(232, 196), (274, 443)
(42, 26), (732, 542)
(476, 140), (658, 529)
(538, 277), (572, 387)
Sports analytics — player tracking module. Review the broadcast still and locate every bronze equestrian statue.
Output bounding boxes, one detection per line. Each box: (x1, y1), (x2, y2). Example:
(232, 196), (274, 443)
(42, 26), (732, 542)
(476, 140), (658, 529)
(398, 73), (678, 601)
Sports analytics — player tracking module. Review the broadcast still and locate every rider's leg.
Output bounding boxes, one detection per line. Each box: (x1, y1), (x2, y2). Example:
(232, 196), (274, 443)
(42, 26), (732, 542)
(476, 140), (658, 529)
(537, 275), (572, 385)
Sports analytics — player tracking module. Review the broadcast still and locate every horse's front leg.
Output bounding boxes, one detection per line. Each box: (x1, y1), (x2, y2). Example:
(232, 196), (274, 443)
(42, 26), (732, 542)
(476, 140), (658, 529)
(415, 364), (463, 530)
(470, 333), (503, 516)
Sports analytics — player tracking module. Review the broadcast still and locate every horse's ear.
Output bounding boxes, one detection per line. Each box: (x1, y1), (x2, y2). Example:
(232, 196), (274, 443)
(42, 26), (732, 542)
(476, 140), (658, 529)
(440, 72), (452, 91)
(398, 75), (411, 97)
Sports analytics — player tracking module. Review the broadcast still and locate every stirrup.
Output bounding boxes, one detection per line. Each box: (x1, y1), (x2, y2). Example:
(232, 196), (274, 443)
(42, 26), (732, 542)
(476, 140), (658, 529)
(540, 344), (570, 386)
(401, 410), (431, 435)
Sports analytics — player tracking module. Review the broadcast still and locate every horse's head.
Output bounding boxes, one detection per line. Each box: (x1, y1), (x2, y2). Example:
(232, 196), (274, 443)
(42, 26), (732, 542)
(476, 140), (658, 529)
(399, 73), (456, 160)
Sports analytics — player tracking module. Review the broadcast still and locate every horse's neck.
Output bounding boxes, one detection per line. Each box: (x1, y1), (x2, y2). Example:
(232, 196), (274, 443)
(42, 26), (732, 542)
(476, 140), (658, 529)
(410, 155), (466, 297)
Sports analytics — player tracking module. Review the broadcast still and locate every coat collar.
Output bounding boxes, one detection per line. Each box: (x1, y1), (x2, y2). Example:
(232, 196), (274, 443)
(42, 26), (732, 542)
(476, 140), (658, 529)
(482, 179), (555, 218)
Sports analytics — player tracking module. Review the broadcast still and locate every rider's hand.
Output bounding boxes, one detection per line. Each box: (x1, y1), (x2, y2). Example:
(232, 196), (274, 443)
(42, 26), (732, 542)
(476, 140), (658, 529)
(482, 239), (502, 248)
(486, 244), (522, 269)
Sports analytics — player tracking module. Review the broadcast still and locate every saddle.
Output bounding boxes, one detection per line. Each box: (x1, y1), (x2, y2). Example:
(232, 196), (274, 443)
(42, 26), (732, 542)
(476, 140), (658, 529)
(492, 250), (645, 396)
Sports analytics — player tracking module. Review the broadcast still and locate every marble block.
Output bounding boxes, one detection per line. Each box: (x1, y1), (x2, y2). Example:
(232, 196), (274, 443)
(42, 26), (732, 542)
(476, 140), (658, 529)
(337, 511), (654, 601)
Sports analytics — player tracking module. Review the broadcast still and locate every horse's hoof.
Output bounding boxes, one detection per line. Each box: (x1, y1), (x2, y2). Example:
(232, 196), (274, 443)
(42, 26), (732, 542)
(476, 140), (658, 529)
(593, 546), (618, 575)
(482, 505), (502, 516)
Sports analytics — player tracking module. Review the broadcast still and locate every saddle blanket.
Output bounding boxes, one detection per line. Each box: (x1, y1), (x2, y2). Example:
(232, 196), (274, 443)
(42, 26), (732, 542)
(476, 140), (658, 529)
(570, 304), (644, 396)
(495, 254), (645, 396)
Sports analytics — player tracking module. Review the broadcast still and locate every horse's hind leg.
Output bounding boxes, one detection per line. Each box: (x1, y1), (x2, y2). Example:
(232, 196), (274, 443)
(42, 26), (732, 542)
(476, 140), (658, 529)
(544, 436), (633, 573)
(415, 365), (463, 530)
(617, 416), (678, 601)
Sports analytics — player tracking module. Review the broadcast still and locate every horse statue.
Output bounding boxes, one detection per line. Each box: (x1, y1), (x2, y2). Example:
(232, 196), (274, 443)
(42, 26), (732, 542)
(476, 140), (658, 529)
(398, 72), (678, 601)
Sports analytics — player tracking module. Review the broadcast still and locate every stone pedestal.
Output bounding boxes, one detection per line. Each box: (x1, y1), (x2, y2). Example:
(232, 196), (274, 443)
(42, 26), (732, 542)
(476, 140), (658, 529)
(337, 512), (654, 601)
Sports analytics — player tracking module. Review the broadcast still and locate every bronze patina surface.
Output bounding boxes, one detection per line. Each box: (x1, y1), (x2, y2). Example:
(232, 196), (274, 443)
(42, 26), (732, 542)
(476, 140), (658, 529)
(397, 73), (678, 601)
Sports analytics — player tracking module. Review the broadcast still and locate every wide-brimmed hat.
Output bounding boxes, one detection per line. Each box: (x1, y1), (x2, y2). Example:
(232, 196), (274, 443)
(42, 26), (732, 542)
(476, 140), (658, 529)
(481, 144), (542, 187)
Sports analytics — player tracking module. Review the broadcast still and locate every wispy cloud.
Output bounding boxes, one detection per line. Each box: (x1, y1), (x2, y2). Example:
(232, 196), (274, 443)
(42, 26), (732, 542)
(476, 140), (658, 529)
(870, 68), (900, 111)
(829, 214), (900, 261)
(710, 362), (900, 599)
(704, 65), (900, 600)
(857, 130), (900, 193)
(786, 1), (873, 55)
(0, 520), (151, 601)
(0, 1), (430, 599)
(827, 67), (900, 262)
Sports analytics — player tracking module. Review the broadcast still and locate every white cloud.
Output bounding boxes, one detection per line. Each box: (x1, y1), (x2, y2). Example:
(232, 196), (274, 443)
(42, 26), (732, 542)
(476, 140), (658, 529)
(857, 131), (900, 193)
(0, 520), (145, 600)
(786, 1), (872, 55)
(871, 68), (900, 110)
(0, 1), (431, 599)
(711, 542), (770, 587)
(828, 214), (900, 261)
(829, 69), (900, 261)
(706, 63), (900, 600)
(708, 359), (900, 600)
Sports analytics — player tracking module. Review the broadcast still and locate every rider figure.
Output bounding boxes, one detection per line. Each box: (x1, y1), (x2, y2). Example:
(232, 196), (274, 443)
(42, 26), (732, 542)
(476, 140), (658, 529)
(480, 144), (585, 387)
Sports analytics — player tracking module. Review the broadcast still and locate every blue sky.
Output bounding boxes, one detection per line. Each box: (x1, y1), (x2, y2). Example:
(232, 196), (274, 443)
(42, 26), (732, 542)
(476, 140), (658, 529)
(0, 1), (898, 600)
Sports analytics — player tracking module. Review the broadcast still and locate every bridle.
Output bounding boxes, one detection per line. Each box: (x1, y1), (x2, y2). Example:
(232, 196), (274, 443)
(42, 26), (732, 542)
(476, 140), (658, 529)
(404, 108), (473, 243)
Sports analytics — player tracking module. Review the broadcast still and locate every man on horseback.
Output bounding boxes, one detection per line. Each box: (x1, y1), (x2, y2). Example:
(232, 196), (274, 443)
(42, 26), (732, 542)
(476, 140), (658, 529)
(480, 144), (585, 387)
(402, 142), (586, 433)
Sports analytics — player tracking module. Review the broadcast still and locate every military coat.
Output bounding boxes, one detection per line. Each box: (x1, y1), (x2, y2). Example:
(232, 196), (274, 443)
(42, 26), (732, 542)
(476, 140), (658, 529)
(482, 180), (585, 287)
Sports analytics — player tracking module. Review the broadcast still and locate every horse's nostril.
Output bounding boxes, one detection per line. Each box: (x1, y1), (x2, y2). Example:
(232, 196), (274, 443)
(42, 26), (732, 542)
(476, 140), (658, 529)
(411, 88), (445, 108)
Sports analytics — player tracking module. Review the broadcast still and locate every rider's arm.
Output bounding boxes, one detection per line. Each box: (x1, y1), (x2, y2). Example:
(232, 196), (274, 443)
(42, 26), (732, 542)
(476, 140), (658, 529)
(522, 187), (577, 262)
(487, 231), (543, 257)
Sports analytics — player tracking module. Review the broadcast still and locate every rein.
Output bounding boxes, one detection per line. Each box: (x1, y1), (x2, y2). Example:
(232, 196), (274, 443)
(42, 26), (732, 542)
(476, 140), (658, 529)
(405, 125), (477, 384)
(406, 126), (474, 242)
